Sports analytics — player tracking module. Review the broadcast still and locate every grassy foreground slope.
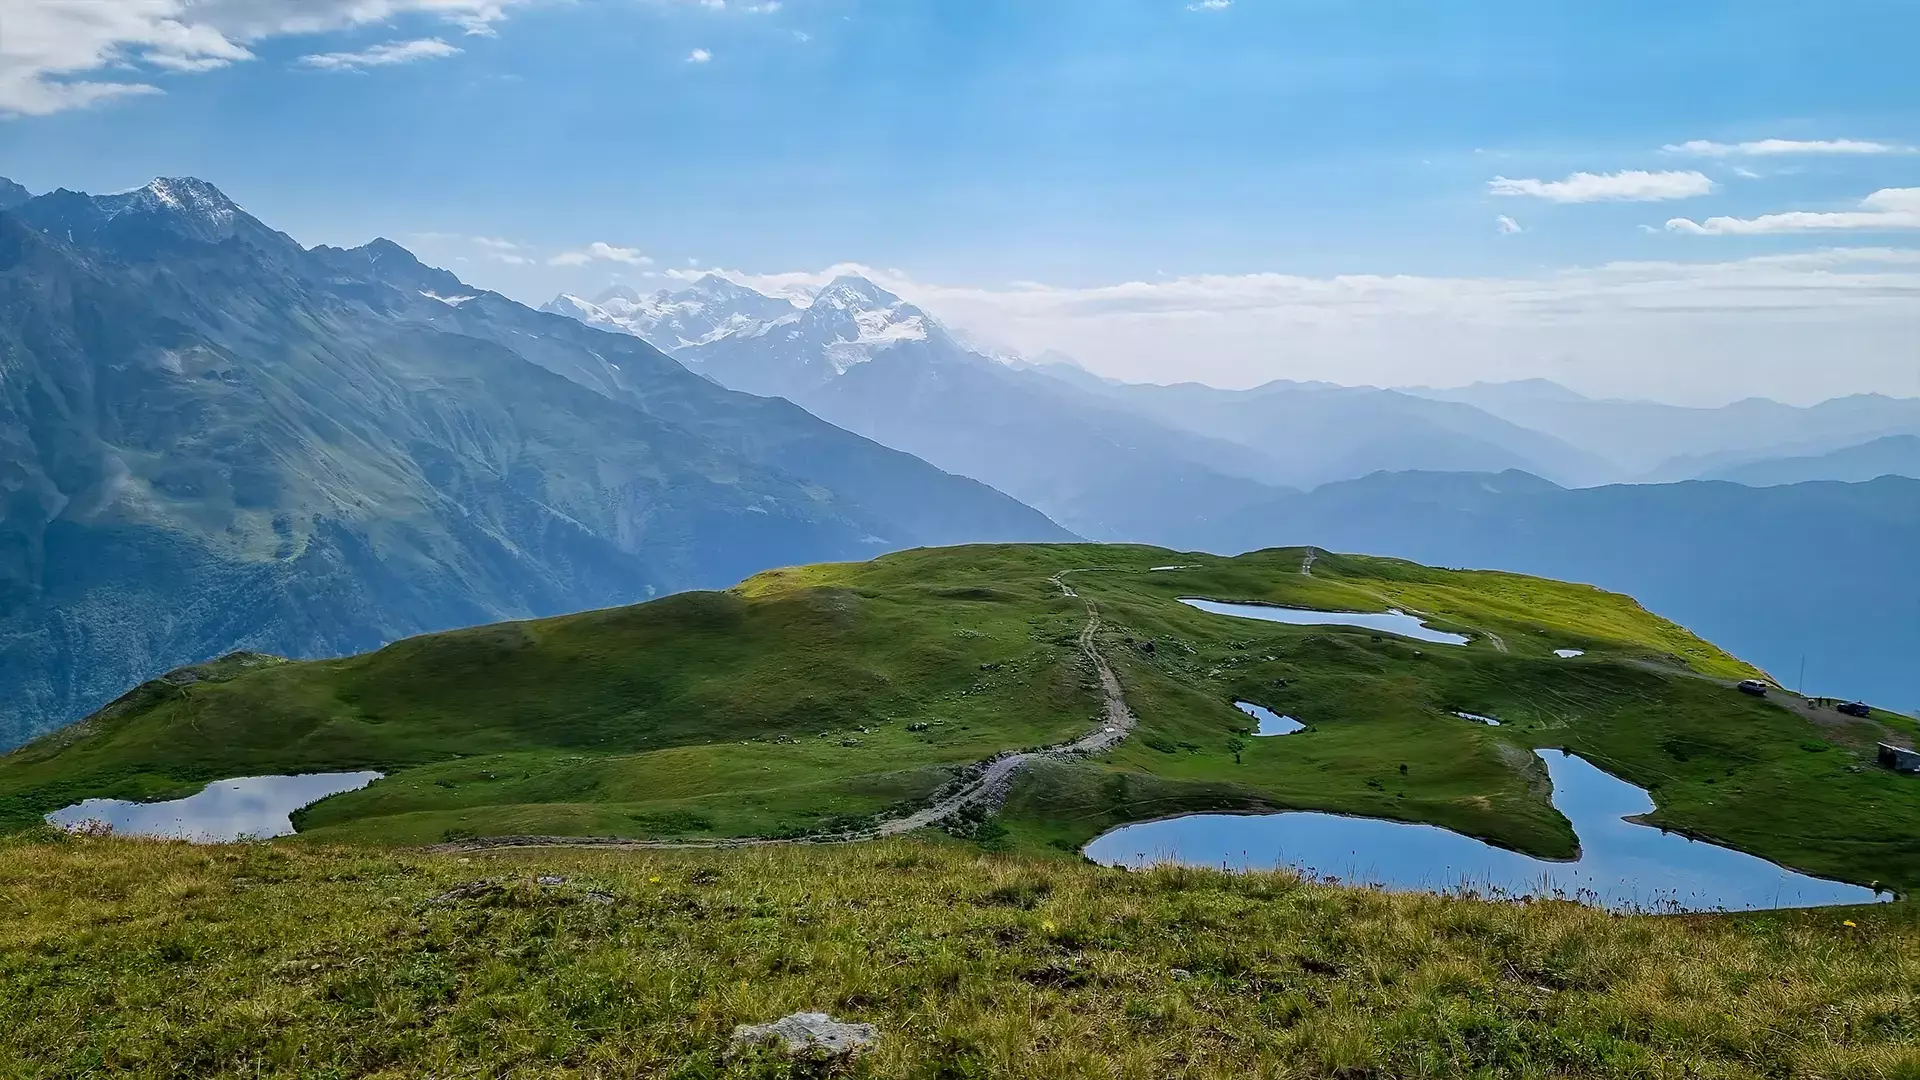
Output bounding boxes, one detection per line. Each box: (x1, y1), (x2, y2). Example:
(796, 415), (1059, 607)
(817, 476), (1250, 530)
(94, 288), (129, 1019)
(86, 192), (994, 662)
(3, 836), (1917, 1078)
(4, 544), (1918, 890)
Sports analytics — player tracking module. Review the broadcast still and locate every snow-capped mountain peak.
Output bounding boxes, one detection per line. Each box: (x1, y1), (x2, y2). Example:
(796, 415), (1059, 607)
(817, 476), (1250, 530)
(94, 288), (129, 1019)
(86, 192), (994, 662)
(540, 293), (629, 334)
(543, 274), (797, 352)
(545, 270), (978, 389)
(100, 177), (243, 231)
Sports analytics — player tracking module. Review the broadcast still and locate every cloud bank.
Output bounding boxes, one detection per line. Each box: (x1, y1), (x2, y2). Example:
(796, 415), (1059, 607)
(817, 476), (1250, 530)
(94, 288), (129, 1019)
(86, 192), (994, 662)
(0, 0), (530, 116)
(1666, 188), (1920, 236)
(1489, 170), (1714, 203)
(1664, 138), (1909, 157)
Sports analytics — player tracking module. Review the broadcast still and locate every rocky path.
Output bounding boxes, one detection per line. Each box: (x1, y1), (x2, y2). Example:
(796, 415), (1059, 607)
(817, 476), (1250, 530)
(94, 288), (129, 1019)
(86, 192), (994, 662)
(430, 569), (1136, 855)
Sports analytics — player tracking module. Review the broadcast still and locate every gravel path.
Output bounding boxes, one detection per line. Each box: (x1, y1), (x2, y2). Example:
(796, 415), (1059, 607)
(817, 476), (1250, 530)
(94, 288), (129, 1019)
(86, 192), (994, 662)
(430, 569), (1136, 854)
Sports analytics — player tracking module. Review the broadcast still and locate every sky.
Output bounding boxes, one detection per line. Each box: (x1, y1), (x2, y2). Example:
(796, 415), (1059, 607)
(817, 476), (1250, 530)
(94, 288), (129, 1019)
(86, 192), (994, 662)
(2, 0), (1917, 404)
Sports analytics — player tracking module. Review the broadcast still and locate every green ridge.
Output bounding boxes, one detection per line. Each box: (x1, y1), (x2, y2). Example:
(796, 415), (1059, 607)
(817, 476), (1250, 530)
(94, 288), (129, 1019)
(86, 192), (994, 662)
(6, 544), (1917, 891)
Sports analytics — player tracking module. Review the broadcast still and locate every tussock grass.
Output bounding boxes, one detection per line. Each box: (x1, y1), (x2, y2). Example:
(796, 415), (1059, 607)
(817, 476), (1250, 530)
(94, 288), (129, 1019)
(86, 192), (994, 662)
(5, 834), (1916, 1078)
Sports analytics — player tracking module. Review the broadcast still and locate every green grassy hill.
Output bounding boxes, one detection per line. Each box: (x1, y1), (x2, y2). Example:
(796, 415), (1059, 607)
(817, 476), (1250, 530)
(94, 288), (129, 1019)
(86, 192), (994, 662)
(6, 544), (1918, 892)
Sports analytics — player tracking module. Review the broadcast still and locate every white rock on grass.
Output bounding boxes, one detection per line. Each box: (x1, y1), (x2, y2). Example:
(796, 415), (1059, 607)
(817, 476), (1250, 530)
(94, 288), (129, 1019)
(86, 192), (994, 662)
(731, 1012), (878, 1056)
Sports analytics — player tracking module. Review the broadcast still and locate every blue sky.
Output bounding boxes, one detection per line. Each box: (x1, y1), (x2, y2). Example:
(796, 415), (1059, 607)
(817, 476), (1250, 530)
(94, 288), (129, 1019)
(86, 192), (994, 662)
(4, 0), (1917, 402)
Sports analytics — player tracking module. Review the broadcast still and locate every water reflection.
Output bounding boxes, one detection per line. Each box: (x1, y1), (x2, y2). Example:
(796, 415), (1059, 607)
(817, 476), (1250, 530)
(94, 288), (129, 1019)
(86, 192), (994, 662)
(1236, 701), (1305, 736)
(1084, 751), (1887, 912)
(47, 772), (384, 842)
(1179, 598), (1470, 646)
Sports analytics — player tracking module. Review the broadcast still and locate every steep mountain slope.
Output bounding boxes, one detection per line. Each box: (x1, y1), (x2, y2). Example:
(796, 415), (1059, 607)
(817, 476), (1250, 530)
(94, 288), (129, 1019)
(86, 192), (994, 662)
(0, 178), (1067, 747)
(554, 275), (1282, 545)
(1700, 434), (1920, 486)
(1216, 472), (1920, 709)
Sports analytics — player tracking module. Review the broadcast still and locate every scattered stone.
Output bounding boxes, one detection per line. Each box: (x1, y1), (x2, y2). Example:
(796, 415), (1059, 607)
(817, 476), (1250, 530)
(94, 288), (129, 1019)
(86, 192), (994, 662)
(537, 874), (568, 887)
(732, 1012), (877, 1056)
(906, 722), (930, 733)
(428, 879), (505, 905)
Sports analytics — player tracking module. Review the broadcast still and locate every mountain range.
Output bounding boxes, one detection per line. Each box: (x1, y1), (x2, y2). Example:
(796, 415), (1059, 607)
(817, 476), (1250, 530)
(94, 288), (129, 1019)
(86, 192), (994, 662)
(544, 276), (1621, 542)
(0, 176), (1068, 747)
(1697, 434), (1920, 487)
(550, 277), (1920, 496)
(551, 276), (1283, 545)
(549, 275), (1920, 708)
(7, 173), (1917, 744)
(1406, 380), (1920, 481)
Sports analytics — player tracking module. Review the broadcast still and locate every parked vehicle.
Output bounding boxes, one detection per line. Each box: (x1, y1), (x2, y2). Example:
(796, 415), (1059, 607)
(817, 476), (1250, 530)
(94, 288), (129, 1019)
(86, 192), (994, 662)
(1838, 700), (1872, 718)
(1737, 679), (1770, 697)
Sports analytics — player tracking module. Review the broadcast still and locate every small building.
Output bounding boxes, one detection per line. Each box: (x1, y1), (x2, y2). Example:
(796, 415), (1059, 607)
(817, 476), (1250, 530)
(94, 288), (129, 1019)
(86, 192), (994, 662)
(1878, 743), (1920, 775)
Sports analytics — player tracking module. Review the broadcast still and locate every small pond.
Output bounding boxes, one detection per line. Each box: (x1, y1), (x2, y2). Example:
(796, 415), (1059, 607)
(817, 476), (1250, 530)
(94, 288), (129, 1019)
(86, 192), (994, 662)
(1455, 711), (1502, 726)
(1084, 751), (1888, 912)
(47, 772), (384, 842)
(1179, 598), (1470, 646)
(1236, 701), (1305, 736)
(1554, 649), (1585, 658)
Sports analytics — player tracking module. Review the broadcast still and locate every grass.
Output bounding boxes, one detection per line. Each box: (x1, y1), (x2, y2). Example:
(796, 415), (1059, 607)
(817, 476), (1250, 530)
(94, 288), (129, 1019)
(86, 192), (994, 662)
(6, 543), (1918, 892)
(3, 833), (1916, 1079)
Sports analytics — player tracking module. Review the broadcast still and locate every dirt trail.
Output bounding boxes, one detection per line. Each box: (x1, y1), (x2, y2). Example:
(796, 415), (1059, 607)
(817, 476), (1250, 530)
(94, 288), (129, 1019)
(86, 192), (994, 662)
(1300, 547), (1317, 576)
(430, 569), (1136, 855)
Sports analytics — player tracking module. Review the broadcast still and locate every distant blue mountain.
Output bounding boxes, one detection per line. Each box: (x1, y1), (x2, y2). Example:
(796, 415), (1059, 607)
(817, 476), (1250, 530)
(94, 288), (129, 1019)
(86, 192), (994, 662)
(1703, 435), (1920, 487)
(1217, 472), (1920, 710)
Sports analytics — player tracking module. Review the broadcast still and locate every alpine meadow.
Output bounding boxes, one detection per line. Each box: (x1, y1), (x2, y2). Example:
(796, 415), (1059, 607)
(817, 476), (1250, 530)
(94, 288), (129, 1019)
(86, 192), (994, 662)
(5, 1), (1920, 1076)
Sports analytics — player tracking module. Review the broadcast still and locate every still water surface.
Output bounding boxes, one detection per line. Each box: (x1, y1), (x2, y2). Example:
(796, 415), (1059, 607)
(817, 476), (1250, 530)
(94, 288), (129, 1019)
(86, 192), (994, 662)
(1084, 751), (1886, 911)
(1236, 701), (1305, 736)
(47, 772), (384, 842)
(1179, 598), (1470, 646)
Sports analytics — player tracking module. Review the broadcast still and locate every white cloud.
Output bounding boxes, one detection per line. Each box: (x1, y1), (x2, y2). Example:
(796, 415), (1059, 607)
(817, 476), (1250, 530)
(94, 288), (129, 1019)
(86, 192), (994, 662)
(1667, 188), (1920, 235)
(1664, 138), (1908, 157)
(682, 249), (1920, 404)
(548, 241), (654, 267)
(1187, 0), (1232, 9)
(1489, 170), (1714, 203)
(687, 47), (713, 62)
(0, 0), (533, 117)
(298, 37), (461, 70)
(1495, 215), (1523, 235)
(473, 236), (519, 250)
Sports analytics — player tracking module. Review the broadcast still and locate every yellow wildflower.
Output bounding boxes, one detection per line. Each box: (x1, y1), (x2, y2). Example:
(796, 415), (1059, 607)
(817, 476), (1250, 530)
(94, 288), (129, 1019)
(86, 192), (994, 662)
(1843, 919), (1857, 927)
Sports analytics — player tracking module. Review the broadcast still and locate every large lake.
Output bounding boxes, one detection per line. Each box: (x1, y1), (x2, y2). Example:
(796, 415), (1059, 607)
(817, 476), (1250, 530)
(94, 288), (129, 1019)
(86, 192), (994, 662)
(1084, 750), (1888, 912)
(1179, 598), (1470, 646)
(47, 772), (384, 842)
